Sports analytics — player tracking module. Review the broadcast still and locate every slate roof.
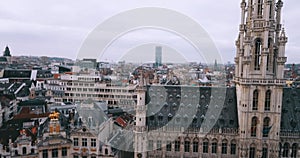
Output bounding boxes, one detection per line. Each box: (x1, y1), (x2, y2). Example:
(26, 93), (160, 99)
(281, 88), (300, 132)
(2, 69), (53, 79)
(146, 85), (238, 132)
(76, 102), (109, 128)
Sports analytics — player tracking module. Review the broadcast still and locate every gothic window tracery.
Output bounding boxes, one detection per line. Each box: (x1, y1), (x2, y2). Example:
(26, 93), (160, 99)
(254, 39), (262, 70)
(251, 117), (258, 137)
(253, 90), (259, 110)
(258, 0), (264, 18)
(249, 144), (256, 158)
(263, 117), (271, 137)
(265, 90), (271, 111)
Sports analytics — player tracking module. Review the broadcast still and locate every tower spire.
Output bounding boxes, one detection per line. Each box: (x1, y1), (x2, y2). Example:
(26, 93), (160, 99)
(3, 46), (11, 57)
(234, 0), (287, 157)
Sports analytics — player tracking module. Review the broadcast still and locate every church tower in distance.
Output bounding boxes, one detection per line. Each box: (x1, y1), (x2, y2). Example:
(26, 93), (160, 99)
(234, 0), (287, 157)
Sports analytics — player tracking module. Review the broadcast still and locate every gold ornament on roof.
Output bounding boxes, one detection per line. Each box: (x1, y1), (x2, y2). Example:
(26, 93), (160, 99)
(49, 111), (60, 120)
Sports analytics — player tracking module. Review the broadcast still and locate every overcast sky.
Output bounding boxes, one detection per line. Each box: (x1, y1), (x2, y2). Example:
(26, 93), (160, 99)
(0, 0), (299, 63)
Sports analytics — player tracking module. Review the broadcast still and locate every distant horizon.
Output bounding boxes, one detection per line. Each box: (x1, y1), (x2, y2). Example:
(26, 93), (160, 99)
(7, 53), (300, 65)
(0, 1), (299, 63)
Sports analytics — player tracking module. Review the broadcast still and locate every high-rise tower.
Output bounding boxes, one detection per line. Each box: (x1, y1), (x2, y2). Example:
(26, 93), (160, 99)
(234, 0), (287, 157)
(155, 46), (162, 67)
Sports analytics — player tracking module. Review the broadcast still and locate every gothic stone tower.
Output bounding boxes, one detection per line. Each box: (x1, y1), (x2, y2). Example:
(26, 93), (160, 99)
(134, 71), (147, 158)
(234, 0), (287, 158)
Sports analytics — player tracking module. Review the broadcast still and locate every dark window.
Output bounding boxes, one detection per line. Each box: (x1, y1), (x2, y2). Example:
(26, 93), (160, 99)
(262, 147), (268, 158)
(175, 141), (180, 152)
(82, 138), (87, 147)
(249, 147), (256, 158)
(22, 147), (26, 155)
(158, 115), (163, 121)
(257, 0), (264, 18)
(184, 140), (190, 152)
(254, 39), (262, 70)
(212, 141), (217, 154)
(91, 138), (96, 147)
(203, 141), (209, 153)
(166, 141), (172, 151)
(283, 143), (289, 157)
(263, 117), (271, 137)
(73, 138), (78, 146)
(267, 38), (273, 71)
(193, 141), (199, 153)
(251, 117), (258, 137)
(222, 141), (227, 154)
(31, 148), (34, 154)
(105, 149), (108, 155)
(269, 3), (273, 19)
(265, 90), (271, 111)
(62, 147), (67, 156)
(52, 148), (58, 158)
(42, 149), (48, 158)
(230, 141), (237, 155)
(291, 143), (298, 158)
(253, 90), (259, 110)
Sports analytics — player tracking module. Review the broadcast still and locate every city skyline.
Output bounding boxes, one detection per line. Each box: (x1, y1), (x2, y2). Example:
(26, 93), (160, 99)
(0, 0), (299, 64)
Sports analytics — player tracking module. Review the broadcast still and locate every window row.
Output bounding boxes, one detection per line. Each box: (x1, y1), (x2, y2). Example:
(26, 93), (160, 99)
(73, 138), (97, 147)
(148, 139), (237, 155)
(280, 143), (298, 158)
(252, 89), (271, 111)
(42, 147), (68, 158)
(251, 116), (271, 137)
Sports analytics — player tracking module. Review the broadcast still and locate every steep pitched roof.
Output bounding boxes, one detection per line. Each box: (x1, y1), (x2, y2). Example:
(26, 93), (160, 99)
(281, 88), (300, 132)
(146, 85), (238, 132)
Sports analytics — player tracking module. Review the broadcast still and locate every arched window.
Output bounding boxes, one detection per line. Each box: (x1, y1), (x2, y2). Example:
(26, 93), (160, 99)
(269, 2), (273, 19)
(253, 90), (259, 110)
(105, 148), (108, 155)
(257, 0), (264, 18)
(212, 139), (218, 154)
(193, 138), (199, 153)
(265, 90), (271, 111)
(249, 144), (256, 158)
(230, 140), (237, 155)
(184, 138), (190, 152)
(262, 144), (268, 158)
(291, 143), (298, 158)
(283, 143), (289, 157)
(221, 139), (228, 154)
(22, 147), (27, 155)
(251, 117), (258, 137)
(263, 117), (271, 137)
(203, 139), (209, 153)
(254, 39), (262, 70)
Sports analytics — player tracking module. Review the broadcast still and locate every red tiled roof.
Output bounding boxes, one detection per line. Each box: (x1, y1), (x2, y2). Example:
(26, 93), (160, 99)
(115, 117), (127, 128)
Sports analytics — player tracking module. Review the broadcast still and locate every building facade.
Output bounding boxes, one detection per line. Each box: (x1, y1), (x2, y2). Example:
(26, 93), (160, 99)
(234, 0), (287, 157)
(134, 1), (300, 158)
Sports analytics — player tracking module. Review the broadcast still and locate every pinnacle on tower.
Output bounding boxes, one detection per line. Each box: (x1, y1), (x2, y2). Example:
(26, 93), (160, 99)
(3, 46), (11, 57)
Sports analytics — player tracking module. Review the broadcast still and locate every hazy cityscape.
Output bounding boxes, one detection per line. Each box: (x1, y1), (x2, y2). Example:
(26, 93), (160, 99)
(0, 1), (300, 158)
